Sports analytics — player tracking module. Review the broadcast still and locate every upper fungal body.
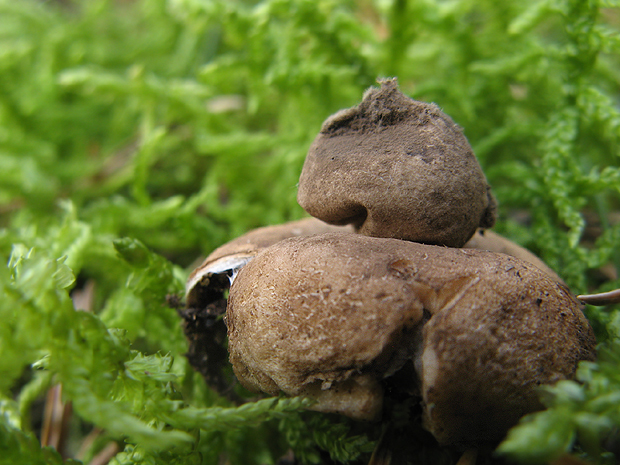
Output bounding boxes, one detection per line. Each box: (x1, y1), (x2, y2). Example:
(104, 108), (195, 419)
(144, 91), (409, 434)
(297, 78), (496, 248)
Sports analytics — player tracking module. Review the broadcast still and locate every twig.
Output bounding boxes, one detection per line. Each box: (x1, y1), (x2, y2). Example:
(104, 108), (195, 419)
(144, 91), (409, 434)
(455, 449), (477, 465)
(40, 384), (72, 457)
(367, 426), (391, 465)
(577, 288), (620, 306)
(88, 442), (120, 465)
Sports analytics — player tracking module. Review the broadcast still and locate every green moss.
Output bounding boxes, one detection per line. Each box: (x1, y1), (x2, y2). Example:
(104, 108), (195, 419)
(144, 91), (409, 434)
(0, 0), (619, 463)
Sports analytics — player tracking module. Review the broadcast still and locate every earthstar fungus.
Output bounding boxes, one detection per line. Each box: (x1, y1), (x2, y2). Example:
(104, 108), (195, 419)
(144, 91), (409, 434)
(182, 79), (597, 453)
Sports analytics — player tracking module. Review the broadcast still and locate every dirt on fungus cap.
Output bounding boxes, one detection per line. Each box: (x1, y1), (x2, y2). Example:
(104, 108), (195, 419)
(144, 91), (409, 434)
(297, 78), (497, 248)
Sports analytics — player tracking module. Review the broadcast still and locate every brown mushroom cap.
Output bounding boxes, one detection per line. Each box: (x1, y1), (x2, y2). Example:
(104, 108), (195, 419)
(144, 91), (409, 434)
(226, 233), (596, 444)
(297, 79), (496, 247)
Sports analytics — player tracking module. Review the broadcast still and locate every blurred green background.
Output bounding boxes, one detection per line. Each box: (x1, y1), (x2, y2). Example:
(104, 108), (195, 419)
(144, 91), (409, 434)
(1, 0), (619, 464)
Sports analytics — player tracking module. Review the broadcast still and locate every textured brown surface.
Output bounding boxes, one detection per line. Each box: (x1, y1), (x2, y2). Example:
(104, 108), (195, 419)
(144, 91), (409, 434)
(186, 219), (562, 310)
(183, 219), (566, 403)
(420, 256), (594, 445)
(464, 228), (563, 284)
(186, 218), (353, 308)
(297, 79), (496, 247)
(226, 233), (427, 420)
(225, 233), (596, 443)
(195, 218), (353, 270)
(182, 218), (354, 399)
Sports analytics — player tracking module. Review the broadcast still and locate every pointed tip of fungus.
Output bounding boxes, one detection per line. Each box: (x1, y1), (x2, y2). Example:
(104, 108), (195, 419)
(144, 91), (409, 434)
(359, 77), (420, 123)
(320, 78), (443, 136)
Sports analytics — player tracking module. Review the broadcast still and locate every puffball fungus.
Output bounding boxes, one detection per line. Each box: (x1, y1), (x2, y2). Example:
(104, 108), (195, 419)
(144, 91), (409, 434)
(225, 233), (596, 446)
(181, 218), (353, 395)
(182, 219), (567, 400)
(297, 78), (496, 248)
(181, 80), (596, 454)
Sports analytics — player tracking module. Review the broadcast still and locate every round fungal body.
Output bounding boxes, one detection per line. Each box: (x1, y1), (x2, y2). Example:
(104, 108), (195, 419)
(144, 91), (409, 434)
(297, 79), (496, 247)
(225, 233), (596, 446)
